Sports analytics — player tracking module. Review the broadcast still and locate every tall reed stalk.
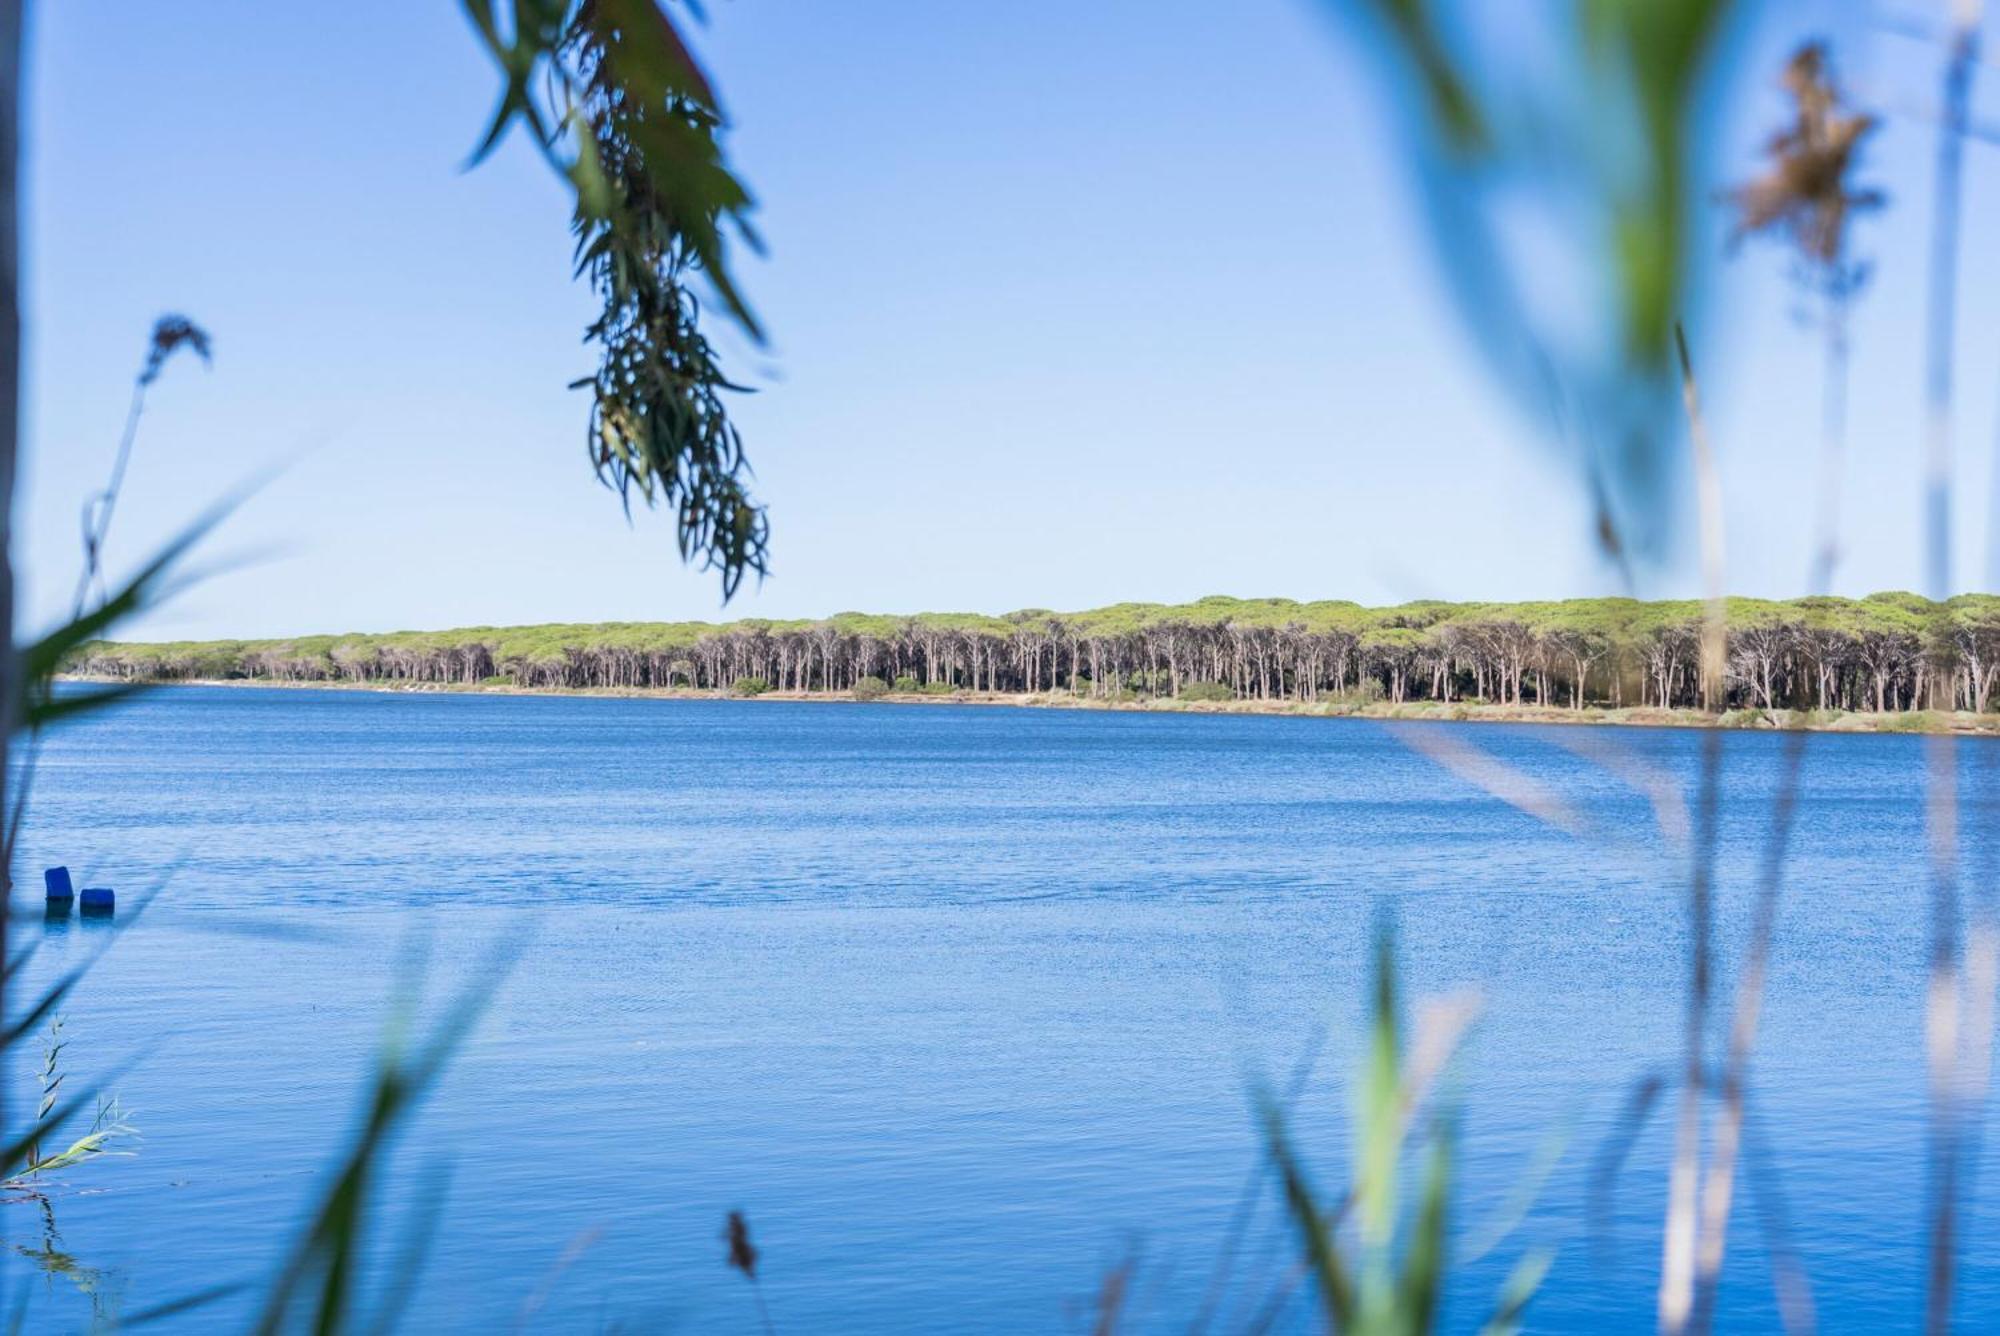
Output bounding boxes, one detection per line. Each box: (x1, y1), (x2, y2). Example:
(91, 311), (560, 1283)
(1657, 325), (1725, 1336)
(1922, 11), (1983, 1333)
(1683, 45), (1883, 1331)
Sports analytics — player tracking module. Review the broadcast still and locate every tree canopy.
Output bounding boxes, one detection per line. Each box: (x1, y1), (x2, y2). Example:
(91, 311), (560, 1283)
(72, 592), (2000, 715)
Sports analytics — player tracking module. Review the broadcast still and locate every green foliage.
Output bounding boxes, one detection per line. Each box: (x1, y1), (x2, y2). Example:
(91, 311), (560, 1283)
(252, 951), (510, 1334)
(1349, 678), (1388, 706)
(1340, 0), (1738, 559)
(24, 498), (235, 730)
(71, 590), (2000, 720)
(6, 1018), (134, 1189)
(0, 968), (145, 1204)
(920, 681), (955, 696)
(17, 1096), (132, 1180)
(731, 676), (769, 697)
(1178, 681), (1235, 702)
(1263, 927), (1547, 1335)
(851, 675), (888, 701)
(463, 0), (768, 599)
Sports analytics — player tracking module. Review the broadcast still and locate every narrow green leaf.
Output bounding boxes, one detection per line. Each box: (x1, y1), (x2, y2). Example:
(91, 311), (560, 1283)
(1260, 1093), (1356, 1329)
(1397, 1114), (1454, 1334)
(1480, 1248), (1553, 1336)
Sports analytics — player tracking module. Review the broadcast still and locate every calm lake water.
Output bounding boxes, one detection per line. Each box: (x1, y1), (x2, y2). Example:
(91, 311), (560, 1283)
(10, 687), (2000, 1331)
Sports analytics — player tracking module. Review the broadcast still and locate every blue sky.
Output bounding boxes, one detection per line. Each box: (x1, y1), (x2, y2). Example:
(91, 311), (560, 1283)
(19, 1), (2000, 640)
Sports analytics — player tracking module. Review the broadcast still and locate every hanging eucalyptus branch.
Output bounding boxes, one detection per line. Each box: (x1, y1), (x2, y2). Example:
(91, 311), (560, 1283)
(462, 0), (769, 599)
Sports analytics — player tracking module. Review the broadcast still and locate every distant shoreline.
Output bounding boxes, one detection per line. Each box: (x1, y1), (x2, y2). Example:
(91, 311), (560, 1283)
(56, 675), (2000, 736)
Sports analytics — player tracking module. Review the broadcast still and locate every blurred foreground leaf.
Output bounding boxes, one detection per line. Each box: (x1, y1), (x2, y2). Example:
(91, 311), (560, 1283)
(1337, 0), (1739, 562)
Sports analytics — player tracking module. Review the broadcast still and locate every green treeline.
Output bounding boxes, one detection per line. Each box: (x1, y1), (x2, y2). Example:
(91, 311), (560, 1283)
(69, 592), (2000, 714)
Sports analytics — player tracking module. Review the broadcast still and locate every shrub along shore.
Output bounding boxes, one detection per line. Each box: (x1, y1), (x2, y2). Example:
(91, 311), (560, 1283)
(61, 671), (2000, 734)
(65, 593), (2000, 731)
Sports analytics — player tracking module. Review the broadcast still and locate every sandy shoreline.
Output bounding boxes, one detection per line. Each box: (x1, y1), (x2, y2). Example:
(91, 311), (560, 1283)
(55, 674), (2000, 736)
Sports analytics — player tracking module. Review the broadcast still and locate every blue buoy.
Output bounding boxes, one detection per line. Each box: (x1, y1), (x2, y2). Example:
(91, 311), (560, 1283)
(79, 887), (114, 917)
(43, 866), (74, 901)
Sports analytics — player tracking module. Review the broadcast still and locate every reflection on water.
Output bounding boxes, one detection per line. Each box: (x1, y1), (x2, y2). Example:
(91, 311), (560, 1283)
(6, 1195), (125, 1325)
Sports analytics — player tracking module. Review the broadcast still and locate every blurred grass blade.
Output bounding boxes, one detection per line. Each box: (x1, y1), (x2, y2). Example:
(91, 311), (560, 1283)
(1480, 1248), (1553, 1336)
(1463, 1127), (1566, 1263)
(0, 966), (89, 1050)
(253, 942), (515, 1336)
(1260, 1094), (1354, 1329)
(360, 1161), (454, 1336)
(2, 940), (35, 982)
(0, 1080), (121, 1179)
(1589, 1071), (1666, 1265)
(1356, 0), (1488, 155)
(22, 497), (238, 728)
(1358, 923), (1402, 1263)
(1397, 1116), (1453, 1333)
(25, 681), (149, 729)
(1390, 725), (1582, 835)
(121, 1283), (246, 1328)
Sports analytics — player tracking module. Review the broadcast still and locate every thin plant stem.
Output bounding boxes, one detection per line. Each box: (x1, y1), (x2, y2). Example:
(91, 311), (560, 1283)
(1661, 727), (1720, 1336)
(3, 319), (203, 876)
(1690, 261), (1855, 1336)
(1959, 708), (2000, 1238)
(6, 378), (145, 874)
(0, 0), (24, 1160)
(1690, 726), (1805, 1334)
(1811, 288), (1851, 596)
(1739, 1091), (1817, 1334)
(72, 379), (147, 615)
(1659, 325), (1727, 1335)
(1922, 13), (1979, 1334)
(1188, 1021), (1328, 1336)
